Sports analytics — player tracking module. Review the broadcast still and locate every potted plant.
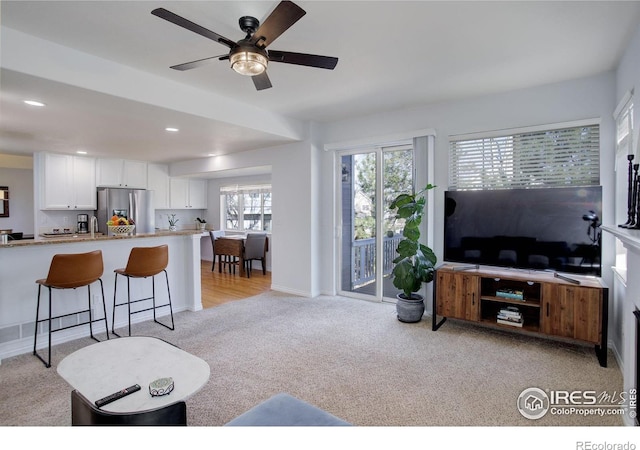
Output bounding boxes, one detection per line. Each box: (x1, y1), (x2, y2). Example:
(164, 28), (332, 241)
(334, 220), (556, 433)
(195, 217), (207, 231)
(168, 214), (179, 231)
(390, 184), (437, 322)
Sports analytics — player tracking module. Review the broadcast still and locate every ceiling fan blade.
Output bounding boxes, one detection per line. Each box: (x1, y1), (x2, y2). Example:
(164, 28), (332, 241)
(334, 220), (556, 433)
(268, 50), (338, 70)
(151, 8), (237, 49)
(252, 72), (272, 91)
(170, 54), (229, 71)
(249, 1), (306, 48)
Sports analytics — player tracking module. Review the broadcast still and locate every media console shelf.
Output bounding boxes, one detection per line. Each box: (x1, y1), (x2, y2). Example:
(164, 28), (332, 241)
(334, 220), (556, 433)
(432, 264), (608, 367)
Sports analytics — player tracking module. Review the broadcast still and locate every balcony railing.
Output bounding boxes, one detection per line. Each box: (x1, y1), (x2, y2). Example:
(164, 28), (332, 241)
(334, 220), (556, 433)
(352, 234), (402, 288)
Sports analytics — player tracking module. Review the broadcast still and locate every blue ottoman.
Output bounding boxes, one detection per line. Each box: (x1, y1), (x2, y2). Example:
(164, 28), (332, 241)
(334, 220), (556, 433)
(225, 393), (351, 426)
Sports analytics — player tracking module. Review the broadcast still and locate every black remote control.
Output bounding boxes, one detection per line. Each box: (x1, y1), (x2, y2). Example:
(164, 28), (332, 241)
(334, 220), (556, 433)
(94, 384), (141, 408)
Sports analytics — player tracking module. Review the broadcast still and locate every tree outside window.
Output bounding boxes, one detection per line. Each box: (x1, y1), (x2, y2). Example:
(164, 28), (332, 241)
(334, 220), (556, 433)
(222, 185), (271, 232)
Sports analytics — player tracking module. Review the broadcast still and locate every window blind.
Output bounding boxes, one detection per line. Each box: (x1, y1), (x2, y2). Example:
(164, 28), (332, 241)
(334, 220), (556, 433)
(220, 184), (271, 193)
(449, 124), (600, 190)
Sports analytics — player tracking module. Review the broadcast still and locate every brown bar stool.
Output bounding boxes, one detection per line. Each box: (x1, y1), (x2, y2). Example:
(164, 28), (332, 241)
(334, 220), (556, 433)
(112, 245), (175, 337)
(33, 250), (109, 368)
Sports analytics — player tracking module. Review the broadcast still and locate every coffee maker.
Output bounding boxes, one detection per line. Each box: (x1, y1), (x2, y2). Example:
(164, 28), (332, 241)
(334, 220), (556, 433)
(77, 214), (89, 234)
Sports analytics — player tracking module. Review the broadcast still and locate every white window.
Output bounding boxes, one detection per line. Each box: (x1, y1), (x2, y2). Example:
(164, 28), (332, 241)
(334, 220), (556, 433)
(449, 122), (600, 190)
(614, 91), (634, 268)
(221, 185), (272, 232)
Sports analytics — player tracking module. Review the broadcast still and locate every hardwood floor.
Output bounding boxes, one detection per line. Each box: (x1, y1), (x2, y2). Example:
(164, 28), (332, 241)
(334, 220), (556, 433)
(200, 259), (272, 308)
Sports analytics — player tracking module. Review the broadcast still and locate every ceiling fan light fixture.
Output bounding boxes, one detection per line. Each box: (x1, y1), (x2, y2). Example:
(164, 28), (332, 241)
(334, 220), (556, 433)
(230, 50), (268, 76)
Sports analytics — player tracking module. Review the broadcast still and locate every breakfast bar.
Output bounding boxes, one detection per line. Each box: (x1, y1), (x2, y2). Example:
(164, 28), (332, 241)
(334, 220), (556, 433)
(0, 230), (204, 364)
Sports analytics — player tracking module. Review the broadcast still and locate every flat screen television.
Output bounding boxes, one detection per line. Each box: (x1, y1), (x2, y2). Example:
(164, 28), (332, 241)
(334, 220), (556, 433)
(443, 186), (602, 276)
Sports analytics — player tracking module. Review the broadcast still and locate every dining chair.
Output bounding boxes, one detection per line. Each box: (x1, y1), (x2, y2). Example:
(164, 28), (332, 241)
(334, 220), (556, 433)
(71, 390), (187, 426)
(209, 230), (226, 271)
(214, 237), (242, 274)
(243, 232), (268, 278)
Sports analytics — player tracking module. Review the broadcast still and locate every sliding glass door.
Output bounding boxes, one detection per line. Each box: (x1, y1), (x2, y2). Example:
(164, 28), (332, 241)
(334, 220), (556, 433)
(338, 145), (414, 301)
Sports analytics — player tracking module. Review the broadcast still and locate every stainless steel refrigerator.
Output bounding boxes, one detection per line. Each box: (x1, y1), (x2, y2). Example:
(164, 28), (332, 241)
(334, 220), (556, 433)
(96, 188), (155, 235)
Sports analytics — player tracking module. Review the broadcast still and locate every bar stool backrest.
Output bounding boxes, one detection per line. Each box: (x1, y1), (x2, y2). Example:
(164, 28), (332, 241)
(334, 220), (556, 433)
(43, 250), (104, 288)
(124, 245), (169, 277)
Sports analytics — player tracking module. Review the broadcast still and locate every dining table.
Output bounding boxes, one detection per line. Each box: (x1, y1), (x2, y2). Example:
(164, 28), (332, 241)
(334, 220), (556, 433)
(214, 234), (268, 277)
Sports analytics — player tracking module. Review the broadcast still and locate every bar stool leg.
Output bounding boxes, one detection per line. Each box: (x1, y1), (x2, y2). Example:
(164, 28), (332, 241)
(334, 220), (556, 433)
(87, 284), (95, 341)
(127, 276), (132, 337)
(111, 274), (119, 337)
(160, 269), (175, 331)
(111, 273), (132, 338)
(98, 279), (110, 341)
(149, 270), (175, 331)
(86, 283), (108, 342)
(33, 285), (41, 358)
(33, 284), (52, 368)
(151, 275), (157, 323)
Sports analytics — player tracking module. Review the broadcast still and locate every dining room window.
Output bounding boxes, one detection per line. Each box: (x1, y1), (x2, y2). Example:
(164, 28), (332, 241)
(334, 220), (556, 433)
(221, 185), (272, 232)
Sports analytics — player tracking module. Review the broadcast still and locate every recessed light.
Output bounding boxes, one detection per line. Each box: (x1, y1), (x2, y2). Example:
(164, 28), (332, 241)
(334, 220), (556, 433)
(165, 127), (179, 132)
(24, 100), (45, 107)
(76, 151), (87, 155)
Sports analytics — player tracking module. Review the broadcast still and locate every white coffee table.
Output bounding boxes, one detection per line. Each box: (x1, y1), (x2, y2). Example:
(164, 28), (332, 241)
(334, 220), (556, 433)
(57, 336), (210, 413)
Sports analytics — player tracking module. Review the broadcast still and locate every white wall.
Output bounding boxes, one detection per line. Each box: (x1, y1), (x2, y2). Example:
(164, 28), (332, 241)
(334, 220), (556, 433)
(318, 72), (617, 304)
(616, 23), (640, 130)
(172, 140), (317, 297)
(172, 72), (620, 302)
(0, 167), (34, 235)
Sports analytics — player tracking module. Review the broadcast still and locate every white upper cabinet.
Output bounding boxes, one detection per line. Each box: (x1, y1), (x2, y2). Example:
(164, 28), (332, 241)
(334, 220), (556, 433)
(96, 158), (147, 188)
(73, 157), (97, 208)
(147, 163), (170, 209)
(188, 179), (207, 209)
(39, 153), (96, 210)
(170, 178), (207, 209)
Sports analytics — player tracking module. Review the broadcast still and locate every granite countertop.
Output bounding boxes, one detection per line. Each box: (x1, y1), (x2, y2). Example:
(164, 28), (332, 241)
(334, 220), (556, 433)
(0, 229), (204, 248)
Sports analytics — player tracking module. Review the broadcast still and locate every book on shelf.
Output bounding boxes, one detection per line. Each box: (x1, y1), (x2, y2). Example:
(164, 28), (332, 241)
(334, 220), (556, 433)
(497, 305), (523, 326)
(497, 318), (524, 327)
(497, 314), (522, 322)
(496, 289), (524, 300)
(498, 309), (522, 317)
(498, 306), (522, 317)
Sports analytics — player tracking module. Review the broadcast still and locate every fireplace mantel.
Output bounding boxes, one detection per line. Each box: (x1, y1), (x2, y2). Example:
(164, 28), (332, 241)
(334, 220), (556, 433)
(601, 224), (639, 426)
(602, 225), (640, 252)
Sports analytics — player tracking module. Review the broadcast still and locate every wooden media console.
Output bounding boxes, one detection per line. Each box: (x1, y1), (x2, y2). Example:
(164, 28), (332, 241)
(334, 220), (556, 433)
(432, 264), (608, 367)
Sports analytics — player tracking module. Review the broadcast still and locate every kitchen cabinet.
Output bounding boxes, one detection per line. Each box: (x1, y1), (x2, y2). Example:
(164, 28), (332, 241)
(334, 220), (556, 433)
(147, 163), (170, 209)
(541, 284), (603, 344)
(39, 153), (96, 210)
(435, 270), (479, 321)
(96, 158), (147, 188)
(188, 179), (207, 209)
(170, 178), (207, 209)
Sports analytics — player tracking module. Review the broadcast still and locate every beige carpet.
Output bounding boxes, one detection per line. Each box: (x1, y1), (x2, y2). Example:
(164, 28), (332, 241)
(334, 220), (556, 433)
(0, 292), (624, 429)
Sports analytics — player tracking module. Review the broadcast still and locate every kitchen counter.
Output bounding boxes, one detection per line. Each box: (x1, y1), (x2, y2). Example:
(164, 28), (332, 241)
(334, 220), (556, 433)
(0, 229), (203, 248)
(0, 230), (204, 363)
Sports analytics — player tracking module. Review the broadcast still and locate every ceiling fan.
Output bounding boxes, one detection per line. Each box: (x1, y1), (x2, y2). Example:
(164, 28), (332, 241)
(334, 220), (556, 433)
(151, 1), (338, 91)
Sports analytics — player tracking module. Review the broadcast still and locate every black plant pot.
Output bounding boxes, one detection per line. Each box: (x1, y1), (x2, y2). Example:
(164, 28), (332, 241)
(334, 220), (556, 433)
(396, 293), (425, 323)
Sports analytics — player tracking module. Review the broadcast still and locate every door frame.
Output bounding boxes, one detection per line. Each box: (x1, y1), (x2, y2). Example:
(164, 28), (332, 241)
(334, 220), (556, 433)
(335, 140), (433, 302)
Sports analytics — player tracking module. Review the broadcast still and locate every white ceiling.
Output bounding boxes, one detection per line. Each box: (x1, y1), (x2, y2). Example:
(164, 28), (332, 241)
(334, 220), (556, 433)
(1, 1), (640, 166)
